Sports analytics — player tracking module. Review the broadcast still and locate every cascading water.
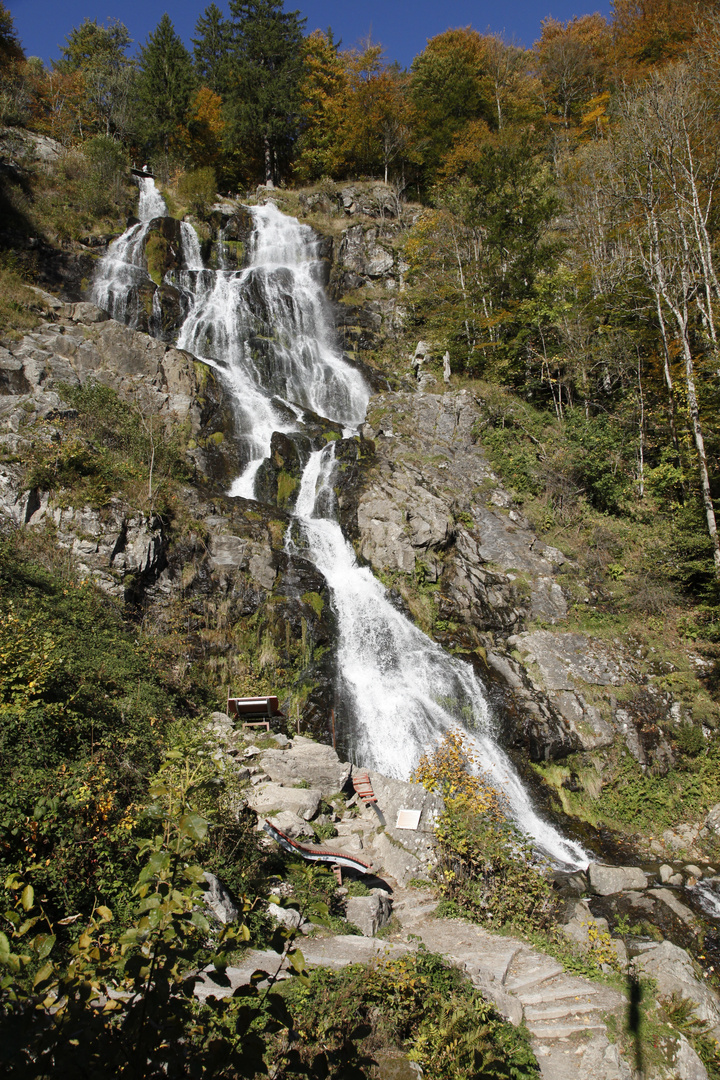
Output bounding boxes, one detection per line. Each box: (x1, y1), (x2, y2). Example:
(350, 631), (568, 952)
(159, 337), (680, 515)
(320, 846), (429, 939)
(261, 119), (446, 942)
(177, 203), (369, 496)
(137, 175), (168, 222)
(93, 177), (201, 327)
(290, 444), (587, 867)
(93, 186), (589, 869)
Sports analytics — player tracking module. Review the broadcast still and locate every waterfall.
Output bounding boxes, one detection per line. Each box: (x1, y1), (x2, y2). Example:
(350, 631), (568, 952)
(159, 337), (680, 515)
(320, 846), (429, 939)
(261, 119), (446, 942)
(176, 202), (369, 496)
(92, 188), (589, 869)
(93, 178), (200, 326)
(138, 175), (168, 222)
(290, 444), (587, 867)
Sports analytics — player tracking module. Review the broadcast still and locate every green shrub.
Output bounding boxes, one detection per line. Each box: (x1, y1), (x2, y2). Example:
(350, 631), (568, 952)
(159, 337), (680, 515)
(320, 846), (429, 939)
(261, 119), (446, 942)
(278, 949), (540, 1079)
(414, 732), (555, 933)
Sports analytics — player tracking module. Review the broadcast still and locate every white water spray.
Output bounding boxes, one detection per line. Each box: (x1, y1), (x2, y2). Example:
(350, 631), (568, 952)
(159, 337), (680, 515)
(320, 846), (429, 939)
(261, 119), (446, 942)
(93, 177), (198, 327)
(137, 175), (168, 221)
(93, 189), (589, 868)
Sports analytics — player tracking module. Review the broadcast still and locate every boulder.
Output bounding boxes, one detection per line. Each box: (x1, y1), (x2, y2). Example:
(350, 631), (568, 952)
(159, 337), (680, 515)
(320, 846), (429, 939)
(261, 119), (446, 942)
(260, 736), (351, 797)
(261, 810), (312, 840)
(245, 781), (322, 822)
(203, 872), (239, 924)
(561, 901), (627, 966)
(673, 1035), (709, 1080)
(647, 888), (698, 930)
(268, 902), (304, 930)
(345, 892), (392, 937)
(588, 863), (648, 895)
(659, 864), (674, 883)
(703, 803), (720, 837)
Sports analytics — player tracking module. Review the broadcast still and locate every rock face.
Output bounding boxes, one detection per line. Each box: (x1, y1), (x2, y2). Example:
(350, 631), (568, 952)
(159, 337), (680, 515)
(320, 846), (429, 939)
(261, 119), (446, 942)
(260, 736), (352, 796)
(0, 300), (339, 735)
(635, 940), (720, 1041)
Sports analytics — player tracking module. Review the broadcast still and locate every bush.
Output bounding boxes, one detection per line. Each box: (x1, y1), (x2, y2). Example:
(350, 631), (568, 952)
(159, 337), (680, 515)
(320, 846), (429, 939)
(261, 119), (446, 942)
(177, 167), (217, 217)
(278, 949), (540, 1079)
(413, 732), (555, 933)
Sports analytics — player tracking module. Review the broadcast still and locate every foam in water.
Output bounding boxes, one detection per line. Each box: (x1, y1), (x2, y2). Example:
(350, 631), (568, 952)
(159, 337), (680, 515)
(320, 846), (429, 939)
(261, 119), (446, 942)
(92, 191), (589, 869)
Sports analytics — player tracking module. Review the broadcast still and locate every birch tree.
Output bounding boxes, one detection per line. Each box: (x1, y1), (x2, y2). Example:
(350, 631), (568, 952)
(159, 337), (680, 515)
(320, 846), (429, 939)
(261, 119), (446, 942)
(612, 73), (720, 576)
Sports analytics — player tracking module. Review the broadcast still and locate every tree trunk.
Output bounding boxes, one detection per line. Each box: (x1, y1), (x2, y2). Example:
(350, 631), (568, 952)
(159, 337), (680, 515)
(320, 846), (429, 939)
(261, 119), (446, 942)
(681, 335), (720, 578)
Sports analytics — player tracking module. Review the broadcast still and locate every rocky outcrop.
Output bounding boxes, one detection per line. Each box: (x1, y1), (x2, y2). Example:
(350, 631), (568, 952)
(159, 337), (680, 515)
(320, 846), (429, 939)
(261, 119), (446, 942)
(0, 300), (339, 733)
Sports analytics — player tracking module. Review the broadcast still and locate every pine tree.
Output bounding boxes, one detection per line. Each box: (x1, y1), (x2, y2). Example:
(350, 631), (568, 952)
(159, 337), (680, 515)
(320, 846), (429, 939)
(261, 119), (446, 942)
(226, 0), (306, 185)
(0, 1), (24, 65)
(136, 14), (195, 159)
(192, 4), (230, 95)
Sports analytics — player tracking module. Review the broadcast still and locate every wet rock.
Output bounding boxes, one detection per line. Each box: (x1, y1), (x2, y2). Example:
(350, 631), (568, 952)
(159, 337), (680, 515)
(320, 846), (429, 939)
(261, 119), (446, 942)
(254, 430), (309, 511)
(647, 888), (698, 930)
(588, 863), (648, 895)
(660, 864), (675, 883)
(345, 892), (392, 937)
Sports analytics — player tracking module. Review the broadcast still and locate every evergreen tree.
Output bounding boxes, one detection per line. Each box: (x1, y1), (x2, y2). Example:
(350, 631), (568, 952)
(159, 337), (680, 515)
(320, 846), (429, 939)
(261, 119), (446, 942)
(136, 14), (195, 159)
(192, 3), (230, 95)
(0, 1), (24, 66)
(226, 0), (306, 185)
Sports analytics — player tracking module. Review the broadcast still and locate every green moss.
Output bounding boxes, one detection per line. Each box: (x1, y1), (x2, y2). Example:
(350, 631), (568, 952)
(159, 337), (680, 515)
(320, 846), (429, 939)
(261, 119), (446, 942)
(208, 431), (224, 445)
(145, 233), (169, 286)
(302, 591), (324, 617)
(192, 360), (210, 389)
(277, 470), (299, 509)
(322, 430), (340, 443)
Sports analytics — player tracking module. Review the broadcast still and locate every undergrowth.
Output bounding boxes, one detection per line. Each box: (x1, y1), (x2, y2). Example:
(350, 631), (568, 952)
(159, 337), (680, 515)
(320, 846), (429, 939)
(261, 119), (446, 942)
(275, 948), (540, 1079)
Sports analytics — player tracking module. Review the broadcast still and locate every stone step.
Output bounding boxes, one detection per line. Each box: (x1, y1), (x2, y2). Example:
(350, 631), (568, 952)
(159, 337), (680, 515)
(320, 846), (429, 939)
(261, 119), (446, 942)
(504, 954), (565, 993)
(528, 1018), (607, 1040)
(518, 976), (602, 1006)
(525, 1000), (602, 1022)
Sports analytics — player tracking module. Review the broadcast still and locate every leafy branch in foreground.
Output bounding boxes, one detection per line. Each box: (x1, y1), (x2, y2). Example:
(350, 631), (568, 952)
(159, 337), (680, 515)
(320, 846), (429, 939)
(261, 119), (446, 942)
(0, 748), (308, 1079)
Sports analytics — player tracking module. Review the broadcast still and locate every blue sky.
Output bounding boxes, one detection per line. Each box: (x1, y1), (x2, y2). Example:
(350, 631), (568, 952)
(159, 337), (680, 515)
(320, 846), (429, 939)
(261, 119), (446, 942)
(11, 1), (614, 68)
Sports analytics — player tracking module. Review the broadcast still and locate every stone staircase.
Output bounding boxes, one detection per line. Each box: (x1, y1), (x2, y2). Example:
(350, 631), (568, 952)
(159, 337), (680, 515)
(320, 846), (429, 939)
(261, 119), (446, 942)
(195, 888), (636, 1079)
(392, 888), (632, 1080)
